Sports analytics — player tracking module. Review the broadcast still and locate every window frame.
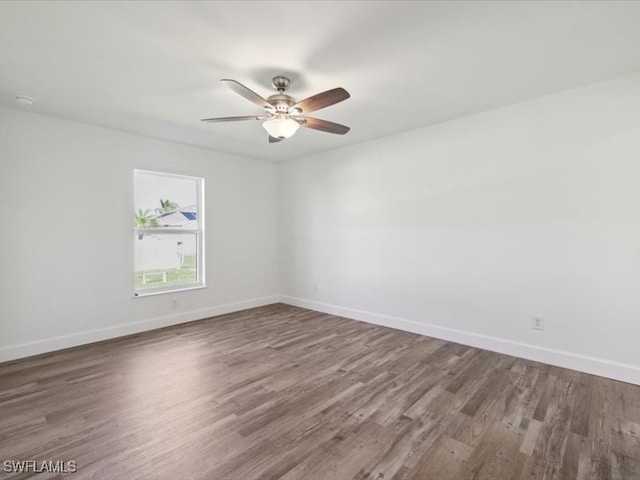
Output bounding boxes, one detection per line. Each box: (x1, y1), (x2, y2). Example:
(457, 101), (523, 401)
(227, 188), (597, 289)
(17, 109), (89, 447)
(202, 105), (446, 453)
(133, 169), (205, 297)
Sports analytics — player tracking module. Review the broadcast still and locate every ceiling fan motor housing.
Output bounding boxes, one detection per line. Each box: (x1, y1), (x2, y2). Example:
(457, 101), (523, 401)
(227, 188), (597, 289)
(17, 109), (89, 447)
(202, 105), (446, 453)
(267, 93), (295, 113)
(268, 76), (295, 113)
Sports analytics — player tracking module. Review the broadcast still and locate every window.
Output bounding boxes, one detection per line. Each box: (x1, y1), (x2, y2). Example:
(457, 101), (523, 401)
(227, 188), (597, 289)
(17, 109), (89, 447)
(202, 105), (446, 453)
(133, 170), (204, 296)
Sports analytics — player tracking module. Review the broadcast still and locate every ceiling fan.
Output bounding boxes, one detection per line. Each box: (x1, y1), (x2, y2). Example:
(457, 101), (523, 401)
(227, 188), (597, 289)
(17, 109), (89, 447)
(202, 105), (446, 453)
(201, 76), (350, 143)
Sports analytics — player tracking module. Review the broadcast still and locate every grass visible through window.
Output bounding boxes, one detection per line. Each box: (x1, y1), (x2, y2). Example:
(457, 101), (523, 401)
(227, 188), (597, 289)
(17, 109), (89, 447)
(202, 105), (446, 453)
(135, 254), (197, 290)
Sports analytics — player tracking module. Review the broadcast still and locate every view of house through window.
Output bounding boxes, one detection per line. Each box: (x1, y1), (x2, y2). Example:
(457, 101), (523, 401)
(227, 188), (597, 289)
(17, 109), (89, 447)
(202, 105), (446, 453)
(133, 170), (204, 295)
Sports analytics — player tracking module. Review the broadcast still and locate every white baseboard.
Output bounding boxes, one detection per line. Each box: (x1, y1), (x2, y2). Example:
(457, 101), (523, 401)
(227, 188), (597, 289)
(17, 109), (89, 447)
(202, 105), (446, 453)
(0, 295), (279, 363)
(279, 295), (640, 386)
(4, 294), (639, 386)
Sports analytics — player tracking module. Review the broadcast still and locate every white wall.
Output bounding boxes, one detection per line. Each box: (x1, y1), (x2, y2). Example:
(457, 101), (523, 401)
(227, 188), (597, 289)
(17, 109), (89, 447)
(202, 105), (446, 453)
(4, 73), (640, 385)
(0, 106), (279, 360)
(278, 73), (640, 384)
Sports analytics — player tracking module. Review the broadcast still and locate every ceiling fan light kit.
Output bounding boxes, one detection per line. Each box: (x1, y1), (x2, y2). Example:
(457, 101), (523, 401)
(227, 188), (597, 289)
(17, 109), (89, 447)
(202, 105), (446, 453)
(202, 76), (350, 143)
(263, 116), (300, 139)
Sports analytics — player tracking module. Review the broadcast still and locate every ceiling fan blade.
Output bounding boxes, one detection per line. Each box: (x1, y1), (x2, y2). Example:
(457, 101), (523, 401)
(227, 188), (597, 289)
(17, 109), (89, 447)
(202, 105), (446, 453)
(268, 135), (282, 143)
(220, 79), (274, 112)
(299, 117), (350, 135)
(291, 87), (350, 114)
(201, 115), (264, 123)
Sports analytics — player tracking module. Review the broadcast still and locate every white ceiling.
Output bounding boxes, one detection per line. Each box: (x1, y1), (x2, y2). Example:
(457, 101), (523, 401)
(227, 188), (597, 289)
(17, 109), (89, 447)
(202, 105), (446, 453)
(2, 1), (640, 162)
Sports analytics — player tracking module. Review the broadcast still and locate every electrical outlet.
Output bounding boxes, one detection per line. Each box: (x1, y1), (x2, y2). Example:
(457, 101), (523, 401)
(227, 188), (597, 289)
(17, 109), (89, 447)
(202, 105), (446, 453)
(170, 299), (178, 309)
(532, 316), (545, 330)
(312, 284), (318, 294)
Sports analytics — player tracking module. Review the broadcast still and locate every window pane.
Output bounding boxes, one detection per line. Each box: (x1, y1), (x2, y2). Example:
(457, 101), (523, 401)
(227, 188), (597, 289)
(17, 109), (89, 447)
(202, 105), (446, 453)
(134, 172), (199, 230)
(135, 233), (198, 291)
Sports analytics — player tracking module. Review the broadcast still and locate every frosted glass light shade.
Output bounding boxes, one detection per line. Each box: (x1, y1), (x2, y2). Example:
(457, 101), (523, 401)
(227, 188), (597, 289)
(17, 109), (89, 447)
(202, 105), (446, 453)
(262, 117), (300, 139)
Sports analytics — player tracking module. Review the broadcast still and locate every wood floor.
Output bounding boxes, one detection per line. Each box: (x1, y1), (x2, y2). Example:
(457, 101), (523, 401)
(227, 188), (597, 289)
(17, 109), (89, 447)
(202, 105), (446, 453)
(1, 304), (639, 480)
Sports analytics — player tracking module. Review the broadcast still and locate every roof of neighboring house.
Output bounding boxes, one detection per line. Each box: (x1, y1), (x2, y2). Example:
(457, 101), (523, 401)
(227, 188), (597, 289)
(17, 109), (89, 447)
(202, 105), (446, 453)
(158, 205), (197, 227)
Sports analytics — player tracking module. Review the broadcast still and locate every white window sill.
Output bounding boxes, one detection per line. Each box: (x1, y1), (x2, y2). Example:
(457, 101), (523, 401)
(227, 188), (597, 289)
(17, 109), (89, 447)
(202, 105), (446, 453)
(133, 284), (206, 298)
